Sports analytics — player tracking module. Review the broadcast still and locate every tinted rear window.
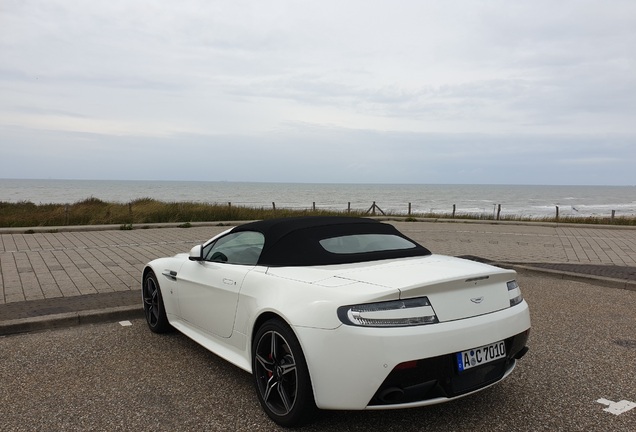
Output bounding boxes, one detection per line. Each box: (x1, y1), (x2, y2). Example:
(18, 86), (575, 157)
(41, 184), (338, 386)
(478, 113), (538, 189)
(319, 234), (417, 254)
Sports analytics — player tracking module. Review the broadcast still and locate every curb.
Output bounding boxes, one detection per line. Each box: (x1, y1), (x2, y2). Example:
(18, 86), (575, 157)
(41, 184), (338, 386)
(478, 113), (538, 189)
(2, 218), (635, 235)
(0, 305), (144, 336)
(0, 221), (248, 234)
(504, 264), (636, 292)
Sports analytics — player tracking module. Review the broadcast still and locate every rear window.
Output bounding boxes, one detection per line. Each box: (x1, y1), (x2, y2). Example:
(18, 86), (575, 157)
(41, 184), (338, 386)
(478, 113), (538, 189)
(319, 234), (417, 254)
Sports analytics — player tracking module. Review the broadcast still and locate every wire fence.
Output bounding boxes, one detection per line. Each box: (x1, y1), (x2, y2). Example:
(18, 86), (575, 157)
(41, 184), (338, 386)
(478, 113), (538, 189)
(225, 201), (631, 222)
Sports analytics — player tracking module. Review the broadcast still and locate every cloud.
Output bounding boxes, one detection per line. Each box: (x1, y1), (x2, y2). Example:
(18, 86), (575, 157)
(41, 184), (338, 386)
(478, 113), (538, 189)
(2, 120), (633, 186)
(0, 0), (635, 185)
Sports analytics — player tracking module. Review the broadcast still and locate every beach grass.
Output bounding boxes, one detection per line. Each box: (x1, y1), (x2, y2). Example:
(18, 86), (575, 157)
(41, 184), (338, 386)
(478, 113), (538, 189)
(0, 198), (634, 228)
(0, 198), (364, 228)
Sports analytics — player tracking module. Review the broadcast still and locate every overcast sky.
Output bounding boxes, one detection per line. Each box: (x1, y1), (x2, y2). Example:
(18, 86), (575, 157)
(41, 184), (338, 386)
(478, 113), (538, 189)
(1, 0), (635, 185)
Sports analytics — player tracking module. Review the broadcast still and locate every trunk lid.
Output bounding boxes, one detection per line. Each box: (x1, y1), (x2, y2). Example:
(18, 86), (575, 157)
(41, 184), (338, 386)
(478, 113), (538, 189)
(333, 255), (515, 322)
(268, 255), (515, 322)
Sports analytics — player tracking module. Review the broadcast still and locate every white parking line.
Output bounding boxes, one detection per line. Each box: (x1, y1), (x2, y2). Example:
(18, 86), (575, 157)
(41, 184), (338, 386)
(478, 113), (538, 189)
(596, 398), (636, 415)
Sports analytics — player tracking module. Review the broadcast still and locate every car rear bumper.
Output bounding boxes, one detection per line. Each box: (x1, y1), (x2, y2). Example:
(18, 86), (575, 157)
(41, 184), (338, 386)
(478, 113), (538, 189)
(294, 301), (530, 410)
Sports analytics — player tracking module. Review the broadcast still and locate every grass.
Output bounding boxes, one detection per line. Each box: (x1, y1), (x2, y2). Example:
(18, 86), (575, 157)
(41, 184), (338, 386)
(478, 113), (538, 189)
(0, 198), (364, 228)
(0, 198), (634, 228)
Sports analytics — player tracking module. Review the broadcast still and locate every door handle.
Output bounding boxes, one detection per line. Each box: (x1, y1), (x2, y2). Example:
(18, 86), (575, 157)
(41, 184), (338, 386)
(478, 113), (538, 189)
(223, 278), (236, 285)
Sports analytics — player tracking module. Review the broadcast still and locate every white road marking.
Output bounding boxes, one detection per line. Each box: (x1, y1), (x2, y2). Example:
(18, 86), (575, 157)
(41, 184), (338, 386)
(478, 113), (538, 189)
(596, 398), (636, 415)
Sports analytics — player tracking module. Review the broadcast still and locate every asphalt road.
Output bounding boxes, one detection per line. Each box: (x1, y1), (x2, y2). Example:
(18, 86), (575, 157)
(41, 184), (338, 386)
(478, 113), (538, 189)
(1, 273), (635, 431)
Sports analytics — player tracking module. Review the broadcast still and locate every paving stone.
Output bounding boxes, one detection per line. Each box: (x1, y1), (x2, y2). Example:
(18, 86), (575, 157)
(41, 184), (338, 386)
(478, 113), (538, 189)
(0, 222), (635, 324)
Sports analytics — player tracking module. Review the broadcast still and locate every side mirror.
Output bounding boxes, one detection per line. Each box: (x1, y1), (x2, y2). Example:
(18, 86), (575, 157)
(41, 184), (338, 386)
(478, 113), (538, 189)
(188, 245), (203, 261)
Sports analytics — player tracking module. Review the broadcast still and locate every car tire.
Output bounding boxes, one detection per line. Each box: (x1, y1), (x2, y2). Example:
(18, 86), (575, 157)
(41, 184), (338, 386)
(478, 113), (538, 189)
(252, 319), (317, 427)
(142, 271), (172, 333)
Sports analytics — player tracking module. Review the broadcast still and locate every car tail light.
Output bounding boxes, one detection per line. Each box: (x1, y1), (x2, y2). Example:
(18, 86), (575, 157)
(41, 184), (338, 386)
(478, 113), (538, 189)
(337, 297), (438, 327)
(507, 280), (523, 307)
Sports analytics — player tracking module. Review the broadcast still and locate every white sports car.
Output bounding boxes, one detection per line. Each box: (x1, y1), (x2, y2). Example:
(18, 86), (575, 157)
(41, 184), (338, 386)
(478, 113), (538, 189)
(142, 217), (530, 426)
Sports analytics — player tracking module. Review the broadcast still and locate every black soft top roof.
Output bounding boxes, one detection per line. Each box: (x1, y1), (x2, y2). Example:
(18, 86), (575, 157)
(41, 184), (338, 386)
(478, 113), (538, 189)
(231, 216), (431, 266)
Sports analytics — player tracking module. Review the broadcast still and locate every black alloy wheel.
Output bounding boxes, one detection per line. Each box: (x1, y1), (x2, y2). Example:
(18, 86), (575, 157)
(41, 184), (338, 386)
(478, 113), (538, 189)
(142, 271), (171, 333)
(252, 319), (316, 427)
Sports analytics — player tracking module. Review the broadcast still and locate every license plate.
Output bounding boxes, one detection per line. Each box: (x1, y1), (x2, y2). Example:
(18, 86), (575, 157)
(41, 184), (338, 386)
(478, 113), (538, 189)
(456, 341), (506, 372)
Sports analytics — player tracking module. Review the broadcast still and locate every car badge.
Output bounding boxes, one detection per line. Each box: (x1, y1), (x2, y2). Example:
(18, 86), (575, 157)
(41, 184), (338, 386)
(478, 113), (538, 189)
(470, 296), (484, 304)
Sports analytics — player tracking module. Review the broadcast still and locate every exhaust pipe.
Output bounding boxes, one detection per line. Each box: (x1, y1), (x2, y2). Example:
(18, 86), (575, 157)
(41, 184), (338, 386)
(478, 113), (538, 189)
(378, 387), (405, 403)
(514, 346), (529, 359)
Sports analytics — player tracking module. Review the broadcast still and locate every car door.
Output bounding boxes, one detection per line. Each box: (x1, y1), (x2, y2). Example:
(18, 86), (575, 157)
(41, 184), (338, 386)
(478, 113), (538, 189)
(176, 231), (264, 338)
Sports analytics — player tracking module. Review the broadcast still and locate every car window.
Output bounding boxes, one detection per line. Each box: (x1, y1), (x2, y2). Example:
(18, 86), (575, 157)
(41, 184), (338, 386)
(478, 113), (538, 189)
(202, 231), (264, 265)
(319, 234), (416, 254)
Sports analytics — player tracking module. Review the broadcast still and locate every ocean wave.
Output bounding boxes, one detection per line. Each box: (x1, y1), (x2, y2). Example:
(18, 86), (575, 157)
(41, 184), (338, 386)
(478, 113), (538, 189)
(1, 180), (634, 219)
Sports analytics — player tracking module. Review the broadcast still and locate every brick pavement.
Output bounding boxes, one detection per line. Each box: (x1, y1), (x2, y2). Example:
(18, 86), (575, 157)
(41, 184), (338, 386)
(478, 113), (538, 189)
(0, 225), (230, 305)
(1, 220), (635, 331)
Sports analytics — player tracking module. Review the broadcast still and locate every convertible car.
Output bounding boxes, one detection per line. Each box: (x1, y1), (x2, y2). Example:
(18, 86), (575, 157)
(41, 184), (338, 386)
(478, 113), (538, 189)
(142, 217), (530, 426)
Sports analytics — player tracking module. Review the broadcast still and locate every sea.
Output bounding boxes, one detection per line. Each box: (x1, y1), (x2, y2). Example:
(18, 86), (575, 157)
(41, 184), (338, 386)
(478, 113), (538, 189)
(1, 179), (635, 219)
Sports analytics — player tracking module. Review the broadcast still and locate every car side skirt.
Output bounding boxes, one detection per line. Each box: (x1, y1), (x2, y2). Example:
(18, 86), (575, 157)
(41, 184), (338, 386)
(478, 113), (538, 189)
(170, 318), (252, 373)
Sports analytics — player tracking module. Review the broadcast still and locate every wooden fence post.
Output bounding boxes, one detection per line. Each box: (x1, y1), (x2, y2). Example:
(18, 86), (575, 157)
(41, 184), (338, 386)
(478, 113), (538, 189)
(365, 202), (385, 216)
(556, 206), (559, 222)
(452, 204), (456, 218)
(408, 203), (412, 216)
(272, 202), (276, 211)
(313, 202), (316, 211)
(497, 204), (501, 220)
(611, 210), (616, 224)
(347, 202), (351, 213)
